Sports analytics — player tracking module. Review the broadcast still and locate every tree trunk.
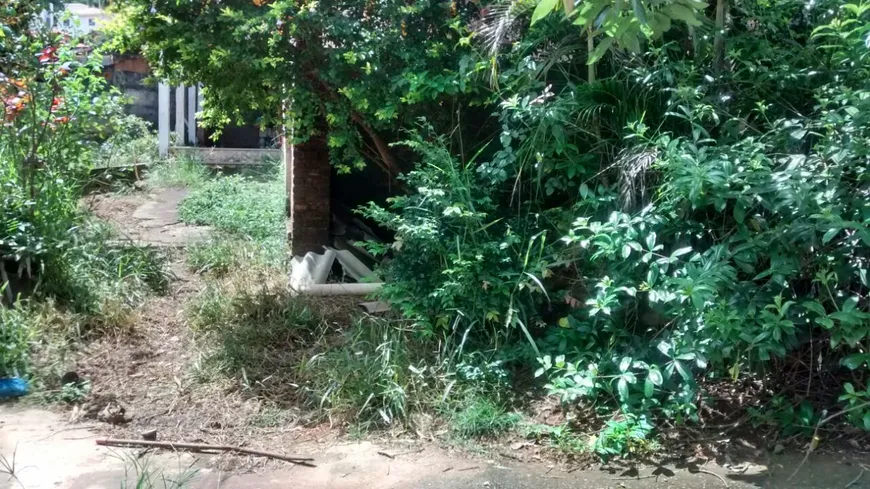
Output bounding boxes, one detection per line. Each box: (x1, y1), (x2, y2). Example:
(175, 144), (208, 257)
(587, 26), (596, 83)
(713, 0), (727, 74)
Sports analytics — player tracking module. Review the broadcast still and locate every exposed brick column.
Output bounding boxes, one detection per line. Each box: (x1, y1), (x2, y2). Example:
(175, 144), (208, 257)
(285, 137), (331, 255)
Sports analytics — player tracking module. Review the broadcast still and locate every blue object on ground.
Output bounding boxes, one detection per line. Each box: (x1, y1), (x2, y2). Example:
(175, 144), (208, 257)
(0, 377), (29, 398)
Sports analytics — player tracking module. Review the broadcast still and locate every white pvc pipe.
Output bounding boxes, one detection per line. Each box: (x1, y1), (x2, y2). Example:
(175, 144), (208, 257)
(292, 283), (383, 296)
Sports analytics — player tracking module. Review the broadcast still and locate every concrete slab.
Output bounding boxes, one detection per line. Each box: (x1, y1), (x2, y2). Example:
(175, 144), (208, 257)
(87, 188), (211, 247)
(128, 188), (211, 246)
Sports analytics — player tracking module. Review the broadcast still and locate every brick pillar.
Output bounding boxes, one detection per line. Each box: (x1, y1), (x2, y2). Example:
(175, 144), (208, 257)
(286, 137), (330, 255)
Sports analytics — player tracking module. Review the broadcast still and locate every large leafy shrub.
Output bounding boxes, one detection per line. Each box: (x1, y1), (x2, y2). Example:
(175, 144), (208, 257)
(1, 1), (168, 377)
(1, 2), (127, 269)
(372, 0), (870, 445)
(532, 0), (870, 436)
(360, 134), (551, 345)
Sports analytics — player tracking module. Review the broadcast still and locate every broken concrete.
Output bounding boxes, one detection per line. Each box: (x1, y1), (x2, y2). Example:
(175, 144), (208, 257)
(127, 188), (211, 246)
(87, 188), (211, 247)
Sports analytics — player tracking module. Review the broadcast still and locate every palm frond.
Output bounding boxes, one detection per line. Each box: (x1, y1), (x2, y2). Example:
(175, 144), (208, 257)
(617, 146), (658, 211)
(475, 1), (535, 56)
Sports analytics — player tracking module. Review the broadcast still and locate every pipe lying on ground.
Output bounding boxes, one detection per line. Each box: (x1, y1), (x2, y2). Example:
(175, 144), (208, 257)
(291, 283), (383, 296)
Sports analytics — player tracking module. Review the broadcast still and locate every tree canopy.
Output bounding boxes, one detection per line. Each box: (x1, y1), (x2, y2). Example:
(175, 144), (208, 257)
(111, 0), (490, 177)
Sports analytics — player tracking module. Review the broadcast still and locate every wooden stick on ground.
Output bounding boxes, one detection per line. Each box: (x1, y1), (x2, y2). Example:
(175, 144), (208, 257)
(845, 468), (864, 489)
(95, 439), (315, 467)
(788, 400), (870, 481)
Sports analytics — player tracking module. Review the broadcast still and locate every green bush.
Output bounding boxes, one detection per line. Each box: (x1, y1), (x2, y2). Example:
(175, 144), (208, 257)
(360, 133), (551, 345)
(94, 115), (158, 168)
(0, 15), (169, 378)
(0, 305), (33, 377)
(363, 0), (870, 457)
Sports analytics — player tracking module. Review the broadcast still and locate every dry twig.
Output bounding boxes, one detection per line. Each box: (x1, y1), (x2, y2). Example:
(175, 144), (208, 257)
(788, 401), (870, 481)
(693, 468), (729, 488)
(95, 439), (315, 466)
(845, 468), (864, 489)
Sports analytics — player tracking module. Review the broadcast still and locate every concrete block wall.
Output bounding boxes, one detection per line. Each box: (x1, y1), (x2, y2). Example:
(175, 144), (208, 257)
(104, 55), (159, 126)
(287, 137), (331, 255)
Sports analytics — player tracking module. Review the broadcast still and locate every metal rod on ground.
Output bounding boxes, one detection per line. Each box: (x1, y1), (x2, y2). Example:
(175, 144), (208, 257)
(95, 439), (315, 466)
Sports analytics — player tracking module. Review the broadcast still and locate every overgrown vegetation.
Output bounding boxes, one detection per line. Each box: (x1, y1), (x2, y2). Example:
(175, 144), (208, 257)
(15, 0), (870, 461)
(145, 155), (210, 189)
(1, 2), (166, 382)
(179, 175), (285, 243)
(174, 166), (287, 273)
(451, 397), (521, 439)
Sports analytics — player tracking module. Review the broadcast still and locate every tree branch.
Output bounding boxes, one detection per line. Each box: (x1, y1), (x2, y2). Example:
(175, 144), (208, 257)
(351, 112), (400, 182)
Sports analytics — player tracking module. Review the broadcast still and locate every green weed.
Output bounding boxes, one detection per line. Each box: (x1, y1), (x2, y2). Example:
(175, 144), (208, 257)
(36, 220), (169, 335)
(186, 236), (286, 276)
(145, 156), (210, 189)
(298, 315), (452, 428)
(592, 415), (657, 462)
(55, 379), (92, 404)
(0, 305), (34, 378)
(186, 275), (327, 400)
(450, 397), (521, 439)
(178, 175), (285, 242)
(524, 424), (589, 454)
(116, 452), (199, 489)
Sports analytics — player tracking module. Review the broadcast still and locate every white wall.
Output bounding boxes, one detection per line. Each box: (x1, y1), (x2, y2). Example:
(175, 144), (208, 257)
(39, 3), (110, 36)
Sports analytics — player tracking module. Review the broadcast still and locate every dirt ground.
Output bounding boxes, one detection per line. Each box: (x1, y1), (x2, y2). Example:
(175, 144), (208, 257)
(2, 188), (870, 488)
(3, 404), (870, 489)
(72, 188), (312, 453)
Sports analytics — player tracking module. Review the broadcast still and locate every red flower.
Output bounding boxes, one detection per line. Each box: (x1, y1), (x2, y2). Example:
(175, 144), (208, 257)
(37, 46), (58, 64)
(4, 92), (30, 120)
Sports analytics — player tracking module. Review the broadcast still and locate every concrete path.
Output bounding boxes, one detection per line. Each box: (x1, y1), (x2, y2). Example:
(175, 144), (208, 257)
(2, 405), (867, 489)
(86, 188), (210, 246)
